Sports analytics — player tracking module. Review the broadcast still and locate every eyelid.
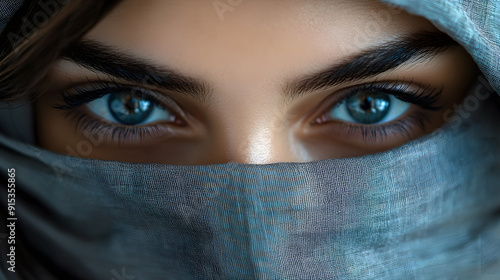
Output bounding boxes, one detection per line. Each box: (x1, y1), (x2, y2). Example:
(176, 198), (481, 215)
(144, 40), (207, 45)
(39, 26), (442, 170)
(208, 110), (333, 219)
(68, 110), (187, 145)
(311, 80), (444, 125)
(54, 80), (189, 122)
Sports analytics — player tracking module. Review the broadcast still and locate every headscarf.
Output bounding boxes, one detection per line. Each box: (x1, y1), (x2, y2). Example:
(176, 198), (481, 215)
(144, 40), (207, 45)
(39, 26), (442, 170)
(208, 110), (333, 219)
(1, 1), (499, 279)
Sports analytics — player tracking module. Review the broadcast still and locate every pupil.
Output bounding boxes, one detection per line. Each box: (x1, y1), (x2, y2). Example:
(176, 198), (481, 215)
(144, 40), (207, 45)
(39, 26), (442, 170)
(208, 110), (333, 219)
(108, 92), (154, 125)
(346, 91), (391, 124)
(360, 97), (373, 111)
(125, 98), (137, 113)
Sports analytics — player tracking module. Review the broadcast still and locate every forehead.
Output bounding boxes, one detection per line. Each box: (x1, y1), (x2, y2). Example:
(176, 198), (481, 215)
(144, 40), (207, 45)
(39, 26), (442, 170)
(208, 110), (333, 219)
(85, 0), (437, 89)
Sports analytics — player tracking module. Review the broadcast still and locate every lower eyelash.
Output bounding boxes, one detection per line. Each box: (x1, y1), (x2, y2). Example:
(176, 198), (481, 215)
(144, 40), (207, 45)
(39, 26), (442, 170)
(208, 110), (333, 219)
(66, 110), (175, 145)
(336, 111), (432, 143)
(344, 81), (444, 111)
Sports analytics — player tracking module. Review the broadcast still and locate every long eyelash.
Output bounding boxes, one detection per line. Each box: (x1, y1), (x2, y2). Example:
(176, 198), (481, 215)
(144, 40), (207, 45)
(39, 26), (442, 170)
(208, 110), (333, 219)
(53, 79), (180, 144)
(340, 80), (444, 111)
(321, 81), (443, 143)
(64, 110), (174, 145)
(53, 78), (153, 110)
(337, 111), (432, 143)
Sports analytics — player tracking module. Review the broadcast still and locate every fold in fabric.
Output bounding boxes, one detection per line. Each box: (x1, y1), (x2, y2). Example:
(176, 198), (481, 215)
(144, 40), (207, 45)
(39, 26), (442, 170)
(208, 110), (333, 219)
(1, 82), (499, 279)
(381, 0), (500, 94)
(0, 0), (499, 279)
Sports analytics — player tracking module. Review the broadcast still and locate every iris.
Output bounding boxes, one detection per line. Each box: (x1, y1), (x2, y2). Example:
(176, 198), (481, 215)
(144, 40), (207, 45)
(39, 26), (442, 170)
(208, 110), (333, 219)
(108, 92), (154, 125)
(344, 92), (391, 124)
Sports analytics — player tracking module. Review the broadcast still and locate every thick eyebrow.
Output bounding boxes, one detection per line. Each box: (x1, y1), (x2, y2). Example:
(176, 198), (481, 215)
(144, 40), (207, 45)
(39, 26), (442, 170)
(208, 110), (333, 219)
(63, 40), (212, 103)
(284, 32), (458, 99)
(63, 32), (457, 103)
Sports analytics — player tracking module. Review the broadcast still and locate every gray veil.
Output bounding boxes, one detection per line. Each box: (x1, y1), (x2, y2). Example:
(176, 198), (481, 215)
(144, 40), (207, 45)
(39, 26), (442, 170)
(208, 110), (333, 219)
(0, 0), (499, 279)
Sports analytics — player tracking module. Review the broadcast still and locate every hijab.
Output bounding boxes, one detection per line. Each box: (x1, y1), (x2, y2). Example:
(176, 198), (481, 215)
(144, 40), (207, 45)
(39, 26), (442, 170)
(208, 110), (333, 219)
(1, 0), (499, 279)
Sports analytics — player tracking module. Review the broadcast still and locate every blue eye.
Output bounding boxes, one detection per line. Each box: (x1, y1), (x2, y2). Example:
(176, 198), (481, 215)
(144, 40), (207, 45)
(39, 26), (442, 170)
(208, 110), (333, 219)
(86, 91), (174, 126)
(329, 90), (410, 125)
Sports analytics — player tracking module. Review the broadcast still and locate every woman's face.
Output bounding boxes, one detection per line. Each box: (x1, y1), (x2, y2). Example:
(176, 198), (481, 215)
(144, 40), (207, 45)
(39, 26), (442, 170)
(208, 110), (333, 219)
(35, 0), (478, 164)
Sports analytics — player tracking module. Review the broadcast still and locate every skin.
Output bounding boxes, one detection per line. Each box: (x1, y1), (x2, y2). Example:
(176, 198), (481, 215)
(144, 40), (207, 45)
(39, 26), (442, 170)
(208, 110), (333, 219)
(35, 0), (478, 165)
